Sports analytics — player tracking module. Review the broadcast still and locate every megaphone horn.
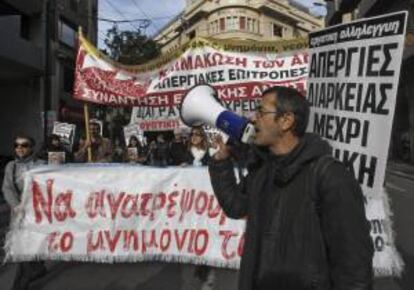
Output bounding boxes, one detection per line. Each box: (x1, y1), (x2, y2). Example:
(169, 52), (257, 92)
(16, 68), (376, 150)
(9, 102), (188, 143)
(180, 84), (256, 144)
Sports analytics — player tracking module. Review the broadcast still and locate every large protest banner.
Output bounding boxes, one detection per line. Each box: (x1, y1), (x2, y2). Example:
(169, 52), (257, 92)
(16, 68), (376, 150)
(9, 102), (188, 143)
(307, 11), (407, 276)
(73, 35), (308, 131)
(5, 166), (245, 268)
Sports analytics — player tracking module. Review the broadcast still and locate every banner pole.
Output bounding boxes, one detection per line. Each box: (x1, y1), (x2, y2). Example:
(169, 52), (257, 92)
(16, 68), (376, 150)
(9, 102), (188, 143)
(83, 103), (92, 162)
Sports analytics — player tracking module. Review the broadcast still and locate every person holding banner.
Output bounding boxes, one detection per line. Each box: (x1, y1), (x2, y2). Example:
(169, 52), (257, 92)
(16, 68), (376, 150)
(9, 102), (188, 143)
(74, 120), (113, 163)
(38, 134), (72, 164)
(2, 135), (46, 290)
(124, 135), (148, 164)
(208, 86), (373, 290)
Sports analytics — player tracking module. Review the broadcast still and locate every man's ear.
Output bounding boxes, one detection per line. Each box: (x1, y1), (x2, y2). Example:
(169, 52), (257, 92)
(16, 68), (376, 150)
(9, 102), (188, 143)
(280, 112), (296, 132)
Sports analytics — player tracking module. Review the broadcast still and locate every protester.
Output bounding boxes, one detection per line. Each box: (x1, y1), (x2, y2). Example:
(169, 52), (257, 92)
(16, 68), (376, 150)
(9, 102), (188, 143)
(147, 134), (169, 167)
(168, 128), (189, 166)
(74, 120), (113, 163)
(39, 134), (71, 163)
(2, 135), (45, 210)
(124, 135), (148, 164)
(208, 86), (373, 290)
(1, 135), (46, 290)
(187, 127), (210, 166)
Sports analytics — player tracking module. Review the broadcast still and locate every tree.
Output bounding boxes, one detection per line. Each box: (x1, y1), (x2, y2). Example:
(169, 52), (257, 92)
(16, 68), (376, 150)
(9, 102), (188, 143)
(104, 24), (160, 65)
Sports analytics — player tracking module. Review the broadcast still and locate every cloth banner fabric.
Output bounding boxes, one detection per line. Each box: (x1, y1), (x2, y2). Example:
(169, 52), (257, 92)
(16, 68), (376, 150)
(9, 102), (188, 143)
(73, 36), (308, 131)
(5, 165), (245, 269)
(307, 11), (407, 276)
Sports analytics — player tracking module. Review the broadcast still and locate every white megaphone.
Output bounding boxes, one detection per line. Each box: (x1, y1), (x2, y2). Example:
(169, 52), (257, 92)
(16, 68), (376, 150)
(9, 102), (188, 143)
(180, 84), (256, 144)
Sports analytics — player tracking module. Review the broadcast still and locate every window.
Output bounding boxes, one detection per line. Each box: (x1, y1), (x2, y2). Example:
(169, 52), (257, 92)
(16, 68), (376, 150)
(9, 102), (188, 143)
(219, 18), (225, 31)
(226, 16), (238, 30)
(58, 19), (77, 48)
(246, 18), (252, 31)
(240, 16), (246, 30)
(210, 20), (219, 34)
(245, 18), (259, 33)
(188, 30), (196, 39)
(272, 24), (283, 37)
(63, 64), (75, 93)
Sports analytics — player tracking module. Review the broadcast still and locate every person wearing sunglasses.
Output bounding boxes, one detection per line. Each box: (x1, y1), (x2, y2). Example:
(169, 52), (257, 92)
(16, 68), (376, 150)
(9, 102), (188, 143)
(2, 134), (46, 289)
(2, 135), (45, 212)
(208, 86), (373, 290)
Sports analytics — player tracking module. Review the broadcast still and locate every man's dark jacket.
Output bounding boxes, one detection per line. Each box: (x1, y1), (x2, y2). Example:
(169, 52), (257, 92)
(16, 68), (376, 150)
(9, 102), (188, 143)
(208, 133), (373, 290)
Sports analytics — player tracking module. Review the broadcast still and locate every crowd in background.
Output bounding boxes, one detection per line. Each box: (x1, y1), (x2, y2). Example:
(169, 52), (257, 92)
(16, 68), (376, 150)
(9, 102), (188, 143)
(67, 119), (219, 167)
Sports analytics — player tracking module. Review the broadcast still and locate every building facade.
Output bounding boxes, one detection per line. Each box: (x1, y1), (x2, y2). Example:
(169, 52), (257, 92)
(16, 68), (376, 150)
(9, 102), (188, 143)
(154, 0), (324, 53)
(0, 0), (97, 156)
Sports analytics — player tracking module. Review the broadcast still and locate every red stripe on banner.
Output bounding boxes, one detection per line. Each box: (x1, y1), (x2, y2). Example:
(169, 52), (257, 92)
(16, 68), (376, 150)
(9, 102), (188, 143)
(73, 78), (306, 107)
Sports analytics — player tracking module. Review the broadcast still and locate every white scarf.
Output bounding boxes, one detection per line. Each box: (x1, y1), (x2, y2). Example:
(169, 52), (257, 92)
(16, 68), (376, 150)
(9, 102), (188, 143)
(191, 147), (206, 166)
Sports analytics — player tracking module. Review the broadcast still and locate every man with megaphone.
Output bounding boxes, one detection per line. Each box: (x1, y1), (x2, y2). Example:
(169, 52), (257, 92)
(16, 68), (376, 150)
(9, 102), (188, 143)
(181, 85), (373, 290)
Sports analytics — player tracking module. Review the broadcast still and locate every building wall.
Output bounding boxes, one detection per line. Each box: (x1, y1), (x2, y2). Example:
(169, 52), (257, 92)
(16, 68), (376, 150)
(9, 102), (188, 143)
(0, 0), (98, 156)
(156, 0), (324, 54)
(0, 80), (43, 156)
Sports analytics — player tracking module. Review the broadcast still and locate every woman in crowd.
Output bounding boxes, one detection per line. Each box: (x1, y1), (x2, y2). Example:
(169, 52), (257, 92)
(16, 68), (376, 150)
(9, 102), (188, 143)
(124, 135), (147, 164)
(187, 127), (210, 166)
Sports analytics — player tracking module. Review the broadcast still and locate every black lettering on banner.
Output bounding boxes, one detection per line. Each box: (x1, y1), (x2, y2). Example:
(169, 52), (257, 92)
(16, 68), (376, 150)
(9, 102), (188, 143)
(313, 113), (370, 147)
(158, 107), (167, 115)
(369, 219), (386, 251)
(308, 43), (398, 78)
(154, 71), (226, 89)
(366, 45), (382, 77)
(374, 236), (385, 252)
(333, 147), (377, 188)
(381, 43), (398, 76)
(370, 219), (384, 234)
(307, 82), (390, 115)
(358, 47), (366, 77)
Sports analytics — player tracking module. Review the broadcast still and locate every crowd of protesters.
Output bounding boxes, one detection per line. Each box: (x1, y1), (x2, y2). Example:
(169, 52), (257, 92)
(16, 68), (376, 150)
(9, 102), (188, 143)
(0, 119), (220, 290)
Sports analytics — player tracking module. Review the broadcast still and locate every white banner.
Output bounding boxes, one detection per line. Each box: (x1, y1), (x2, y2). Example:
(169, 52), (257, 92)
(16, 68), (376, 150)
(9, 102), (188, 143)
(5, 165), (244, 268)
(53, 121), (76, 151)
(307, 11), (408, 276)
(130, 47), (308, 131)
(73, 34), (308, 132)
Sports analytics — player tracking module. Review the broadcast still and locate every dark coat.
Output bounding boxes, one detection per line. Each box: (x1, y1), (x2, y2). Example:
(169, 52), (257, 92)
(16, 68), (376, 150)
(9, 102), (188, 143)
(208, 133), (373, 290)
(168, 141), (189, 165)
